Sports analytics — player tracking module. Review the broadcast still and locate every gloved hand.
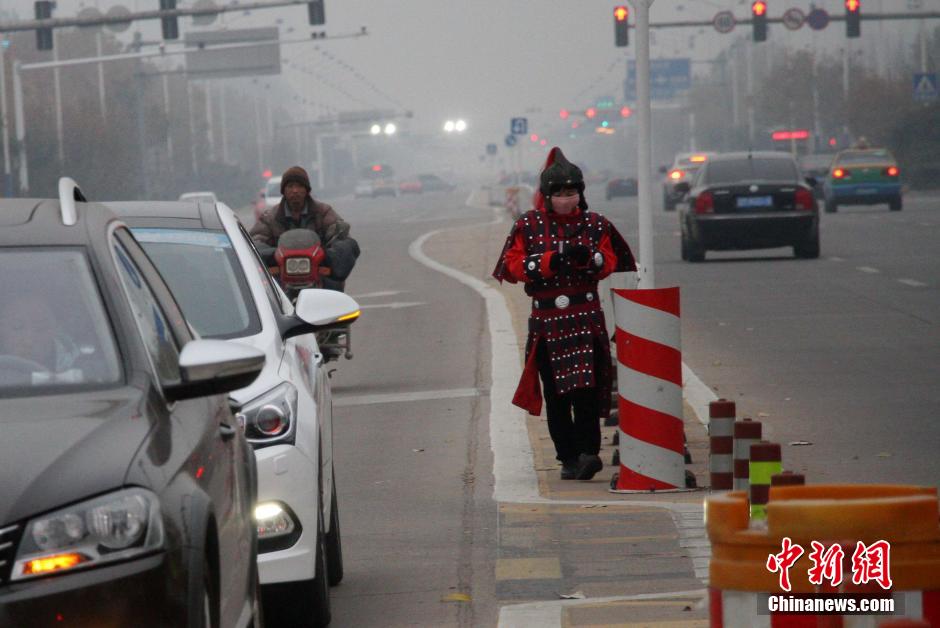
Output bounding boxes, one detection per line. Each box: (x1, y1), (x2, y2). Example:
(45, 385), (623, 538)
(548, 252), (568, 272)
(566, 244), (592, 267)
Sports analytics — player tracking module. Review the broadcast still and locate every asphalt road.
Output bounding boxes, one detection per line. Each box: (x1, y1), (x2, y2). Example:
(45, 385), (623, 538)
(322, 190), (499, 627)
(600, 187), (940, 486)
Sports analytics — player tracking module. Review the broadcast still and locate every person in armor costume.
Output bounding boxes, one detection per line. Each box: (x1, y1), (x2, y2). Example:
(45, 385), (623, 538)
(493, 148), (636, 480)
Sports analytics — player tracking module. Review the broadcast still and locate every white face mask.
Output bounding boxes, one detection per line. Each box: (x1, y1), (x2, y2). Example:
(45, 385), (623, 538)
(551, 194), (580, 215)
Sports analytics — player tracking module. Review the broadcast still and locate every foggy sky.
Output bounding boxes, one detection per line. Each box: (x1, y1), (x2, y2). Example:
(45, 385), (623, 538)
(23, 0), (936, 143)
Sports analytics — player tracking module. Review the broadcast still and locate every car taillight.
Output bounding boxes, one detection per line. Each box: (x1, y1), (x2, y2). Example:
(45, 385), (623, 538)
(694, 191), (714, 214)
(832, 168), (847, 179)
(885, 166), (899, 177)
(794, 187), (815, 211)
(669, 169), (684, 180)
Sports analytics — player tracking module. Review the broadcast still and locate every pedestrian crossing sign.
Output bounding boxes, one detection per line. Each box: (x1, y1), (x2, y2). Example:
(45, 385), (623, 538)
(913, 73), (938, 102)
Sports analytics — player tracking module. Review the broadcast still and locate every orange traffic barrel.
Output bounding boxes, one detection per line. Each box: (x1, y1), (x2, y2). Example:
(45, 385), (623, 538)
(707, 484), (940, 626)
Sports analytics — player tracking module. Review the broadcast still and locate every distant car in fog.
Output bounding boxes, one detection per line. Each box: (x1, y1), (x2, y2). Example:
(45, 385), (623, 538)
(263, 176), (282, 210)
(417, 174), (455, 192)
(822, 148), (902, 213)
(661, 152), (714, 210)
(605, 177), (638, 200)
(677, 151), (820, 262)
(399, 178), (423, 194)
(354, 180), (373, 198)
(178, 191), (219, 204)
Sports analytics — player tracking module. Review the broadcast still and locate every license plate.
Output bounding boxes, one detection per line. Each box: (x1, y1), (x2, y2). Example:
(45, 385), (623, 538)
(857, 188), (877, 195)
(736, 195), (773, 208)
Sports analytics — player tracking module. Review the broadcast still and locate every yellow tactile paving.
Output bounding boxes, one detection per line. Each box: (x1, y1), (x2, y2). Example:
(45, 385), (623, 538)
(495, 557), (563, 581)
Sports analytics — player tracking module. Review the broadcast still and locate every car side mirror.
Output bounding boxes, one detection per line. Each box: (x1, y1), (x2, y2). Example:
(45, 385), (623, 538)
(165, 339), (265, 402)
(805, 176), (818, 188)
(279, 288), (361, 341)
(674, 181), (691, 195)
(658, 165), (668, 174)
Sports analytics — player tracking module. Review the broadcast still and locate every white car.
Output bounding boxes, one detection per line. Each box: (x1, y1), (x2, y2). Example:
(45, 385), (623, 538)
(109, 200), (357, 627)
(178, 190), (219, 204)
(264, 176), (283, 210)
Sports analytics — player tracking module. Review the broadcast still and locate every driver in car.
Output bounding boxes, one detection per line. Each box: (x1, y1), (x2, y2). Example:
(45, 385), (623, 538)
(0, 292), (79, 378)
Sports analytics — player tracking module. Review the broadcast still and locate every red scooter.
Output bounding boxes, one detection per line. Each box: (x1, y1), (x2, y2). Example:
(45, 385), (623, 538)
(264, 229), (358, 361)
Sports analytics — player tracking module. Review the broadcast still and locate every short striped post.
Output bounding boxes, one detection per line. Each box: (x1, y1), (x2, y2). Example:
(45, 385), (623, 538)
(613, 287), (685, 491)
(708, 400), (735, 490)
(748, 442), (782, 520)
(732, 418), (762, 491)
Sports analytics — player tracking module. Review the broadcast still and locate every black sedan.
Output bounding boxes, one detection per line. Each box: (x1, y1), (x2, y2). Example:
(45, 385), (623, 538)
(0, 182), (265, 627)
(605, 177), (638, 200)
(676, 152), (820, 261)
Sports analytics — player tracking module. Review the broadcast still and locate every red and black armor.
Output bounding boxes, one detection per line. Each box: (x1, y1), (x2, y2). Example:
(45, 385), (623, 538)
(492, 148), (636, 417)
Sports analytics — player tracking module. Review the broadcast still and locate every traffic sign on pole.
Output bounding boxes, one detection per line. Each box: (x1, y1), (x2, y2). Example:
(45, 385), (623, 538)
(782, 8), (805, 30)
(504, 134), (517, 147)
(913, 73), (938, 102)
(486, 143), (498, 155)
(712, 10), (736, 34)
(806, 8), (830, 30)
(510, 117), (527, 135)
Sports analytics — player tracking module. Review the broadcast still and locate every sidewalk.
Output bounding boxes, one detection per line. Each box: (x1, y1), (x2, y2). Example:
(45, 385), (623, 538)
(422, 200), (714, 627)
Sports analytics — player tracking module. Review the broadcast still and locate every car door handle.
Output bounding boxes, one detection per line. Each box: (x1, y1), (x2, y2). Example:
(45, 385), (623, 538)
(219, 423), (237, 440)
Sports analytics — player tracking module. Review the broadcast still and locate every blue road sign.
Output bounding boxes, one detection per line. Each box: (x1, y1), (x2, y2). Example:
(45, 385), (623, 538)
(486, 143), (498, 155)
(913, 73), (938, 102)
(505, 134), (517, 148)
(510, 117), (528, 135)
(626, 58), (691, 101)
(806, 8), (830, 30)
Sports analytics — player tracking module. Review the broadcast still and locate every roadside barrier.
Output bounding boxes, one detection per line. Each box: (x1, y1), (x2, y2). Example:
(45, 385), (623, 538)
(709, 400), (736, 491)
(707, 484), (940, 627)
(748, 441), (782, 521)
(732, 418), (762, 491)
(771, 470), (805, 489)
(612, 287), (685, 491)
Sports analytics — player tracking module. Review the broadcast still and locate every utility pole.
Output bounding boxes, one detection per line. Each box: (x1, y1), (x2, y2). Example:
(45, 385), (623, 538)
(53, 30), (64, 165)
(95, 32), (106, 119)
(0, 44), (11, 197)
(186, 79), (198, 179)
(631, 0), (655, 288)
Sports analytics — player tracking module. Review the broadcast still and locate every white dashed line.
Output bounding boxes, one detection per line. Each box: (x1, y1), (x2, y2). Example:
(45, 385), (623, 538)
(857, 266), (881, 274)
(897, 279), (928, 288)
(829, 256), (845, 262)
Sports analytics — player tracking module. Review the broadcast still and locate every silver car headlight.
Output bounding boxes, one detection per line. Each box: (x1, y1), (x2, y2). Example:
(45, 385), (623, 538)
(285, 257), (311, 275)
(237, 382), (298, 448)
(12, 488), (164, 581)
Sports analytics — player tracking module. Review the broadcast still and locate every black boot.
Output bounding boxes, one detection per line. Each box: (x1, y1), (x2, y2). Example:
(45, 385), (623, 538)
(576, 453), (603, 480)
(560, 459), (579, 480)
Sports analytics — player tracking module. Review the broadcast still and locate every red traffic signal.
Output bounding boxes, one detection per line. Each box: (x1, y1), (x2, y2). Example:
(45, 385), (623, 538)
(614, 6), (629, 21)
(614, 6), (629, 47)
(620, 106), (632, 118)
(585, 107), (597, 119)
(262, 169), (273, 179)
(559, 109), (569, 120)
(752, 1), (767, 16)
(845, 0), (861, 37)
(751, 1), (768, 41)
(846, 0), (860, 11)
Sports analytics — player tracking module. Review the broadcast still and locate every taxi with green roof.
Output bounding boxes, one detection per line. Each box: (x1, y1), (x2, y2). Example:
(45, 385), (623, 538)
(822, 148), (902, 213)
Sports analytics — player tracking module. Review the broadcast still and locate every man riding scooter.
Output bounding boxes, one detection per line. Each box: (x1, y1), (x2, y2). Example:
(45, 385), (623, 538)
(251, 165), (359, 359)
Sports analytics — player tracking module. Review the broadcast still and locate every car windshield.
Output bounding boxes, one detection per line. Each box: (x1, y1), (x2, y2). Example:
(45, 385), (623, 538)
(0, 249), (122, 395)
(837, 150), (892, 164)
(133, 228), (262, 339)
(265, 180), (281, 197)
(705, 158), (799, 185)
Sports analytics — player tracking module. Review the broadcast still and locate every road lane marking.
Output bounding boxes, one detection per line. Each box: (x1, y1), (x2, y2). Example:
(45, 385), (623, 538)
(333, 387), (481, 407)
(898, 279), (928, 288)
(351, 290), (405, 298)
(359, 301), (426, 310)
(857, 266), (881, 274)
(829, 256), (845, 262)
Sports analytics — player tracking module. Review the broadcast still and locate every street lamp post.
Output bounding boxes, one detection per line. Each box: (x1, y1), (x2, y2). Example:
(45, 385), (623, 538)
(630, 0), (655, 288)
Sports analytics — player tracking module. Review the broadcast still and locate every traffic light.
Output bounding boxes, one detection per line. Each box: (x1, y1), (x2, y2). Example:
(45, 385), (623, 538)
(559, 109), (569, 120)
(160, 0), (179, 40)
(751, 1), (767, 42)
(34, 1), (53, 51)
(308, 0), (326, 26)
(845, 0), (861, 38)
(614, 6), (629, 47)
